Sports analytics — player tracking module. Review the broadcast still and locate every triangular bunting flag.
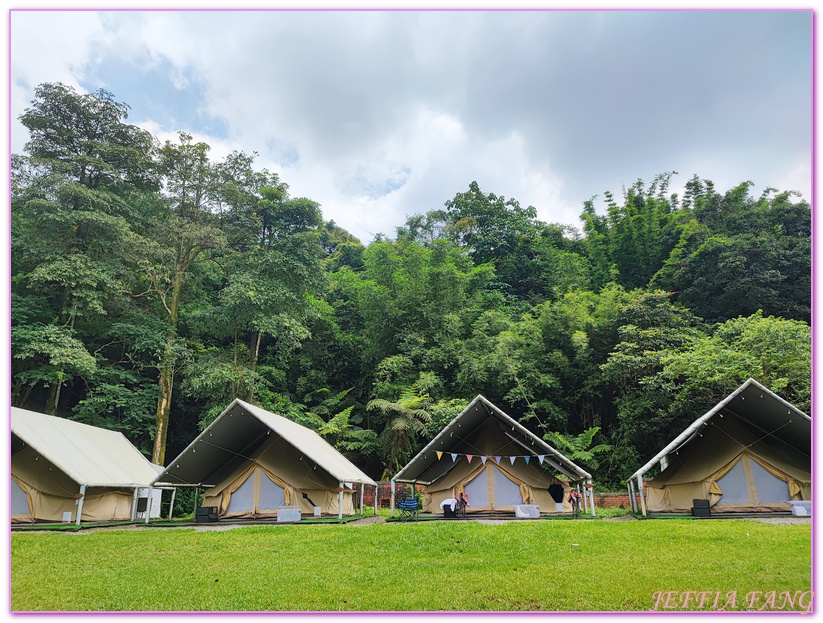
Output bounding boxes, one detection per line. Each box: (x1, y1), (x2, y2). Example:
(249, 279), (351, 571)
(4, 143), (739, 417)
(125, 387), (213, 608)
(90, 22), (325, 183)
(524, 456), (530, 465)
(451, 453), (458, 462)
(495, 456), (501, 465)
(481, 456), (488, 465)
(509, 456), (516, 465)
(436, 451), (443, 461)
(467, 455), (473, 463)
(538, 455), (545, 465)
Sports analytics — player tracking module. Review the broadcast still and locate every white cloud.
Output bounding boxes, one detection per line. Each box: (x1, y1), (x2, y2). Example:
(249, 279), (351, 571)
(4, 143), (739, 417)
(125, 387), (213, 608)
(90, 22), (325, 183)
(9, 9), (812, 243)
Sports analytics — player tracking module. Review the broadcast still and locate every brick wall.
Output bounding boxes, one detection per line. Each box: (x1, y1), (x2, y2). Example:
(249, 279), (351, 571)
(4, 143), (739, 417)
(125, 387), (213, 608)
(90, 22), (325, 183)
(353, 482), (421, 509)
(592, 492), (633, 509)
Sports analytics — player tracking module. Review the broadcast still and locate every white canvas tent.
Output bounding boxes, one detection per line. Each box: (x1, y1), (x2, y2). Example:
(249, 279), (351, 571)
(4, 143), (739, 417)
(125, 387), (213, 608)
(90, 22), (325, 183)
(629, 378), (811, 515)
(11, 407), (163, 525)
(153, 399), (377, 520)
(392, 395), (595, 516)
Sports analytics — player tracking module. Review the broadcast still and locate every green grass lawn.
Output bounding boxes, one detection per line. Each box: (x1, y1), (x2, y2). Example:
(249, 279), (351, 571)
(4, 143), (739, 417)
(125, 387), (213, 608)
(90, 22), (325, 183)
(11, 519), (811, 612)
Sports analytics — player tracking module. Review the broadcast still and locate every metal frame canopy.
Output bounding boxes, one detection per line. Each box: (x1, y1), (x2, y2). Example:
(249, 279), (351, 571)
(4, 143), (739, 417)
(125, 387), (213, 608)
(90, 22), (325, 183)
(627, 378), (810, 515)
(393, 395), (592, 486)
(153, 399), (376, 489)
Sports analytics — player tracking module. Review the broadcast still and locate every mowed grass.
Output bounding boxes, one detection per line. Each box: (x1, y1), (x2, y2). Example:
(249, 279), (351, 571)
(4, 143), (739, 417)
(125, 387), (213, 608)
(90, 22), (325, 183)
(11, 519), (811, 612)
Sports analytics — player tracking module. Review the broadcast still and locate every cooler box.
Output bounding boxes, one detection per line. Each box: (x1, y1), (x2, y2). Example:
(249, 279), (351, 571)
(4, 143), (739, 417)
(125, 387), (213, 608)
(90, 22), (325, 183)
(790, 501), (811, 516)
(515, 504), (540, 518)
(195, 507), (218, 523)
(277, 506), (302, 522)
(691, 499), (711, 518)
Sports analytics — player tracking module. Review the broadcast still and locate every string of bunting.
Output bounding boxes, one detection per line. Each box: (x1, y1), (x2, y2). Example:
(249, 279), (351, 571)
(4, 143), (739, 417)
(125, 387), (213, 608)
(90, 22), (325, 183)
(435, 451), (547, 466)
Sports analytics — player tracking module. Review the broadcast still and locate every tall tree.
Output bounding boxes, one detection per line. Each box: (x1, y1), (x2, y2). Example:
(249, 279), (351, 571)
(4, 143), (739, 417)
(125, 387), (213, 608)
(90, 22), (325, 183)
(137, 132), (226, 464)
(12, 83), (157, 414)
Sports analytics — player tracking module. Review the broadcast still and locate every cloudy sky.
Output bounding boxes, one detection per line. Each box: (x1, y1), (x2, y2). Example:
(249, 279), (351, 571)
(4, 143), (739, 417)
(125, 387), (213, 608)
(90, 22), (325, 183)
(9, 8), (812, 243)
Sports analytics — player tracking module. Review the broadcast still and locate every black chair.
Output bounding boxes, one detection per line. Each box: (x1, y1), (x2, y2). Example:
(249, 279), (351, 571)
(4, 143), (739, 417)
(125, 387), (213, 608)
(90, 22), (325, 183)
(398, 498), (418, 521)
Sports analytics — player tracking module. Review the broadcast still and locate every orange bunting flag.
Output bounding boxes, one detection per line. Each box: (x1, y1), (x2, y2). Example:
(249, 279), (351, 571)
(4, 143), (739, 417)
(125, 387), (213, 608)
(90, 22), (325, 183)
(436, 451), (443, 461)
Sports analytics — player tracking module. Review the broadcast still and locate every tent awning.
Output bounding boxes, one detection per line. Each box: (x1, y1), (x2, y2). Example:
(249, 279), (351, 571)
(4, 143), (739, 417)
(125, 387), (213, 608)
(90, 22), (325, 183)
(392, 395), (591, 485)
(629, 378), (810, 483)
(11, 407), (160, 488)
(153, 399), (377, 488)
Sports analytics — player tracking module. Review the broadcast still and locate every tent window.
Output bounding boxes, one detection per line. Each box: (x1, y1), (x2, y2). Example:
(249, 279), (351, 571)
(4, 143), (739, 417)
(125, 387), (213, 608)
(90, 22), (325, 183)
(11, 478), (29, 516)
(492, 466), (524, 507)
(716, 459), (750, 504)
(258, 472), (286, 511)
(749, 460), (791, 504)
(227, 472), (256, 513)
(464, 470), (489, 508)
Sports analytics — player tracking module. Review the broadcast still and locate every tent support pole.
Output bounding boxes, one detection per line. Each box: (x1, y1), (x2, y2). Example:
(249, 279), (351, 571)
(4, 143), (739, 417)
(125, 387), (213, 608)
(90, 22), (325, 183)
(637, 474), (647, 517)
(338, 482), (344, 521)
(144, 486), (153, 524)
(360, 483), (364, 516)
(628, 481), (638, 513)
(374, 484), (378, 516)
(390, 480), (396, 518)
(168, 488), (177, 521)
(588, 479), (596, 517)
(75, 484), (87, 526)
(130, 488), (139, 521)
(193, 486), (199, 518)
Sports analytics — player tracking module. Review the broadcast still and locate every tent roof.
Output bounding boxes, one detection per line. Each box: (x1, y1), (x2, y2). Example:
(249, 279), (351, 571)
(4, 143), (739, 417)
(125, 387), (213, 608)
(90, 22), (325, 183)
(629, 378), (810, 482)
(392, 395), (591, 485)
(153, 399), (376, 487)
(11, 407), (160, 488)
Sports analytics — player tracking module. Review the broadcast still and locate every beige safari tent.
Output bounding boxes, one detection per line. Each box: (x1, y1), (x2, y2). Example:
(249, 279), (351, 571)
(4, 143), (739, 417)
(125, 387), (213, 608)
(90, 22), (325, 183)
(392, 395), (595, 516)
(153, 399), (377, 520)
(11, 407), (163, 525)
(629, 378), (810, 515)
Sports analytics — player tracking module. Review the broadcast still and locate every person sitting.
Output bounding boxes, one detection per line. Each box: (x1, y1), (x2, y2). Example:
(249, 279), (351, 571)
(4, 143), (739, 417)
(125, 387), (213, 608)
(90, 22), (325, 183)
(456, 491), (469, 518)
(568, 489), (583, 518)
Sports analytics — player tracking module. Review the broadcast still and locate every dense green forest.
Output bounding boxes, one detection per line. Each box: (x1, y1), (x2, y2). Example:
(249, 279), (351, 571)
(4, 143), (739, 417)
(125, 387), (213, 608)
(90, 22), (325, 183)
(10, 83), (811, 488)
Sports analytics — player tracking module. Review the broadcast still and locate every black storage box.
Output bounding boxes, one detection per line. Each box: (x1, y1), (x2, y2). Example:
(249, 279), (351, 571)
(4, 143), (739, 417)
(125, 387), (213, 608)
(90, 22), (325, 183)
(443, 505), (456, 518)
(195, 507), (219, 523)
(691, 499), (711, 518)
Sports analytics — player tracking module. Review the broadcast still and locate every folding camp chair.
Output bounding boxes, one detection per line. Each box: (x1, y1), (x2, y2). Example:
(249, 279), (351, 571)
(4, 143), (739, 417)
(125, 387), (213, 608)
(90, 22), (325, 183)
(398, 498), (418, 521)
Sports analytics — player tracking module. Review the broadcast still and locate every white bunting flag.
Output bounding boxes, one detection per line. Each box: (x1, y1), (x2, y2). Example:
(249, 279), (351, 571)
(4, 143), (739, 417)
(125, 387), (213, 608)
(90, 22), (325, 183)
(495, 456), (501, 465)
(538, 455), (545, 465)
(509, 456), (516, 465)
(481, 456), (488, 465)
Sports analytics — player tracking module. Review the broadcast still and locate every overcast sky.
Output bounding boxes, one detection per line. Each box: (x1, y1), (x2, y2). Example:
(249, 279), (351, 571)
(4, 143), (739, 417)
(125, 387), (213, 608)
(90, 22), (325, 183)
(9, 8), (812, 243)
